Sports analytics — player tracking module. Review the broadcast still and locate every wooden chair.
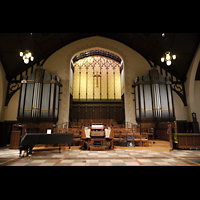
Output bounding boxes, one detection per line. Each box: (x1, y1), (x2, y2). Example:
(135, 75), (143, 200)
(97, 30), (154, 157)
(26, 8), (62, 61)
(53, 128), (66, 133)
(68, 128), (82, 146)
(148, 128), (154, 140)
(118, 124), (124, 128)
(141, 132), (149, 146)
(119, 128), (134, 146)
(120, 128), (127, 141)
(113, 128), (121, 145)
(133, 131), (142, 146)
(113, 124), (119, 128)
(59, 128), (66, 133)
(74, 128), (82, 146)
(126, 130), (135, 144)
(124, 129), (135, 146)
(53, 128), (59, 133)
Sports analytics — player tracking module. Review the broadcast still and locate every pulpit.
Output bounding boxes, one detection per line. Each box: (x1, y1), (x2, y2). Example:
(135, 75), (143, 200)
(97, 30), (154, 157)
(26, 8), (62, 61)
(81, 124), (114, 150)
(10, 124), (26, 149)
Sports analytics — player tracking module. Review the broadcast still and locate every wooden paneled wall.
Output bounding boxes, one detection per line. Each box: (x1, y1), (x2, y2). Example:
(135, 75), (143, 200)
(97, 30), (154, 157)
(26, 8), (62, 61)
(70, 101), (125, 124)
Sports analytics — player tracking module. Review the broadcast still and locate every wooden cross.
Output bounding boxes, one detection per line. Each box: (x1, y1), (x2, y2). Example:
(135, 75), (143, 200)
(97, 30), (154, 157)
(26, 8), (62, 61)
(93, 72), (101, 87)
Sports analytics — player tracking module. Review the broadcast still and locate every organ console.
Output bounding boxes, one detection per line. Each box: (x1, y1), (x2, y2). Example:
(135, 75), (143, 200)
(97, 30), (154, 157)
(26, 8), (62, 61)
(81, 124), (114, 150)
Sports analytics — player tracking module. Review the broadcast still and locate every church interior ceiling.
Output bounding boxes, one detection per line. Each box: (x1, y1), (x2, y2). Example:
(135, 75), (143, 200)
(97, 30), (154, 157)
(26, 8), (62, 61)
(0, 33), (200, 82)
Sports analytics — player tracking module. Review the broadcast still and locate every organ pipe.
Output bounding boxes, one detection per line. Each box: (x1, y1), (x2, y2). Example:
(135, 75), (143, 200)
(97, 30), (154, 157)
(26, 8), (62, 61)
(17, 66), (60, 123)
(134, 67), (175, 123)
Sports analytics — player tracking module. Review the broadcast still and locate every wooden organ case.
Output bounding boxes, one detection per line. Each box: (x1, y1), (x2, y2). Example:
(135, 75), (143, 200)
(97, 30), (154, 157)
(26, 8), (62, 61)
(134, 67), (176, 141)
(17, 66), (60, 133)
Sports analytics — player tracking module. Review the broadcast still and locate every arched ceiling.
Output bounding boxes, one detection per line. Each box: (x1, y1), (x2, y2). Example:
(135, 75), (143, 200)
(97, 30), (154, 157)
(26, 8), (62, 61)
(0, 33), (200, 82)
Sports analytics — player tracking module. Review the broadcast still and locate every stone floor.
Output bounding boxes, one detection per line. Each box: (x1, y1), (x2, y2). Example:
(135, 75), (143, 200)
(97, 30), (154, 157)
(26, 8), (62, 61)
(1, 146), (200, 166)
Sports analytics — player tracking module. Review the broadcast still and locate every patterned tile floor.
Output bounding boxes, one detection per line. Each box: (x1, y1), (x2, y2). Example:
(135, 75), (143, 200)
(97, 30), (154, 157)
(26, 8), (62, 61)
(1, 147), (200, 166)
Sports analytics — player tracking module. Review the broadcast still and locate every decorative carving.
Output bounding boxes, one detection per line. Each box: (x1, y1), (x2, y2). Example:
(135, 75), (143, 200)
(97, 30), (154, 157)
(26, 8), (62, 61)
(171, 83), (184, 95)
(9, 82), (21, 94)
(149, 69), (159, 83)
(72, 49), (122, 64)
(5, 81), (21, 106)
(171, 81), (187, 106)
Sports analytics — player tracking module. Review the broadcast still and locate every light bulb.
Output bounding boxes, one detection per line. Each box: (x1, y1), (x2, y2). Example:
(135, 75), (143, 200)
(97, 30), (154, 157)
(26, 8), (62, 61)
(161, 57), (164, 62)
(25, 53), (29, 59)
(20, 52), (23, 57)
(166, 60), (171, 66)
(24, 58), (29, 64)
(166, 53), (170, 61)
(172, 55), (176, 60)
(30, 56), (34, 61)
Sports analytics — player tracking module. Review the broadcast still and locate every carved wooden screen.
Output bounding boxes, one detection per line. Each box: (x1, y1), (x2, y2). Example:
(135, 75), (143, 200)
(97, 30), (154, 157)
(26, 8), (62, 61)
(72, 56), (122, 100)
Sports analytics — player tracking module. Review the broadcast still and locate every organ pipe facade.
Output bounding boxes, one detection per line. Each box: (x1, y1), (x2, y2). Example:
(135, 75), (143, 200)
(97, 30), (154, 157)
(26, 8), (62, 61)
(134, 67), (175, 123)
(17, 66), (60, 123)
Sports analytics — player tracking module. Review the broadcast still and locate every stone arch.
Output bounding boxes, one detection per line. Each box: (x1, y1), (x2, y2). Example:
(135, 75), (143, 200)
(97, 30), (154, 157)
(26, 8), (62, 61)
(185, 44), (200, 121)
(43, 36), (151, 125)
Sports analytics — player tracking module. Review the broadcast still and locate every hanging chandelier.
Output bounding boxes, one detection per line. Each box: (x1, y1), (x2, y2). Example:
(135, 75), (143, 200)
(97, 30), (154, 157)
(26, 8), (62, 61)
(20, 50), (34, 64)
(161, 51), (176, 66)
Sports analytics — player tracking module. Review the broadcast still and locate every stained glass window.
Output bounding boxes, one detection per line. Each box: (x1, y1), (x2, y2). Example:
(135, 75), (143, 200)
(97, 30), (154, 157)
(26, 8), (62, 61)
(72, 52), (122, 100)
